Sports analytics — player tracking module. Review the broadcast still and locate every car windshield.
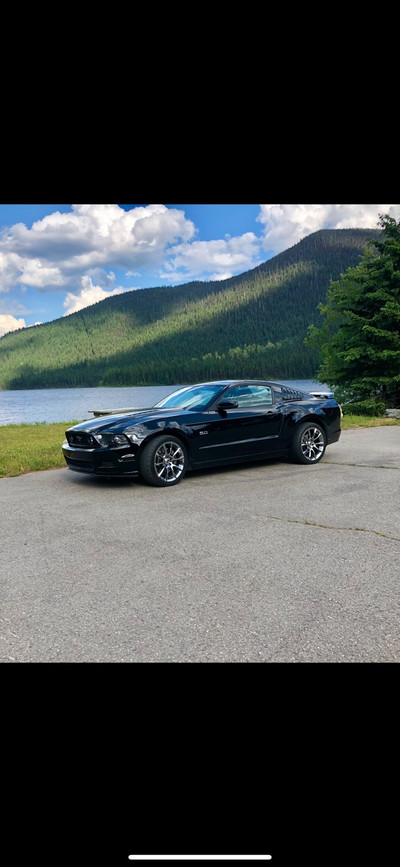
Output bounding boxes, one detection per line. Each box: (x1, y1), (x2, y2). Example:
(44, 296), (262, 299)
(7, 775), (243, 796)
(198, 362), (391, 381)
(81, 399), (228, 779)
(154, 384), (223, 411)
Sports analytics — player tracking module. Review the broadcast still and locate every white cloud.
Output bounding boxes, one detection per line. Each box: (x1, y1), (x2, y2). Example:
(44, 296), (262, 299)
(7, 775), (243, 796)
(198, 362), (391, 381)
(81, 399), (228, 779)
(18, 258), (66, 288)
(209, 272), (233, 282)
(161, 232), (262, 282)
(257, 204), (400, 253)
(2, 204), (400, 321)
(0, 204), (196, 295)
(0, 314), (26, 337)
(0, 250), (23, 294)
(63, 275), (134, 316)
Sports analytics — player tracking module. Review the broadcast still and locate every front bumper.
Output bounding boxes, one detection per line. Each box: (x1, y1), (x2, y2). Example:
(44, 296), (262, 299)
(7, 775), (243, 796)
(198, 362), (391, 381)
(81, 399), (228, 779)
(62, 442), (139, 476)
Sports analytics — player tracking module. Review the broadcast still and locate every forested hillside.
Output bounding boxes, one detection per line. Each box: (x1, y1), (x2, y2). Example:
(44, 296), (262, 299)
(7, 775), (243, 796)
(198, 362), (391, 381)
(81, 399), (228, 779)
(0, 228), (380, 389)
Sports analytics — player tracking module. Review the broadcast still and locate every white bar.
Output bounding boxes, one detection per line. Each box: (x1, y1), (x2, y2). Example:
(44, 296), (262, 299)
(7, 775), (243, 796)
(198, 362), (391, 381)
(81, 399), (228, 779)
(128, 858), (272, 862)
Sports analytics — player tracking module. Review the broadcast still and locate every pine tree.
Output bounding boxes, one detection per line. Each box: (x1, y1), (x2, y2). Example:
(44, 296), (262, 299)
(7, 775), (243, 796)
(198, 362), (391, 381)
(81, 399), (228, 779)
(308, 215), (400, 408)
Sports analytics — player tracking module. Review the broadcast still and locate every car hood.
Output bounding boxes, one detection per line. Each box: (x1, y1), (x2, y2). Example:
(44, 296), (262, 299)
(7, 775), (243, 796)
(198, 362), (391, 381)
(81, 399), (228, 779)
(67, 408), (196, 434)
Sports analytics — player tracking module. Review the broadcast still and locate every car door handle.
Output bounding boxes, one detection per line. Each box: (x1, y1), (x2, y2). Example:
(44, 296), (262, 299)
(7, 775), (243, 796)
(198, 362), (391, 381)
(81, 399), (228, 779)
(265, 411), (274, 416)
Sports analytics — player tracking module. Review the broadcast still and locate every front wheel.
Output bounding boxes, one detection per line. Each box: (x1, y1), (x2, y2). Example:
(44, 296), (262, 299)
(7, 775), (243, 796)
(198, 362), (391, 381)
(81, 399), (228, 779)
(139, 435), (188, 486)
(290, 422), (326, 464)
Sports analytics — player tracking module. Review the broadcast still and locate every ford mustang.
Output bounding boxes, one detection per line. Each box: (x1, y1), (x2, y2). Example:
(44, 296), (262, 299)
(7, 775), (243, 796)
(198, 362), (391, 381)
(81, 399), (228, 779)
(62, 380), (341, 487)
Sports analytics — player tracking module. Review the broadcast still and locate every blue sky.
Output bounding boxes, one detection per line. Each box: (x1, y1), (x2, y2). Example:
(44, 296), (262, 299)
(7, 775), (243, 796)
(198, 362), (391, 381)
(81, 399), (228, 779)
(1, 203), (399, 337)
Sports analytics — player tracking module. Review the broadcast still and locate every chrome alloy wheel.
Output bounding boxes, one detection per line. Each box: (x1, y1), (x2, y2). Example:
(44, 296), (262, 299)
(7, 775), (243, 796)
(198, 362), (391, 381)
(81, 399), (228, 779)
(300, 426), (325, 461)
(154, 441), (185, 483)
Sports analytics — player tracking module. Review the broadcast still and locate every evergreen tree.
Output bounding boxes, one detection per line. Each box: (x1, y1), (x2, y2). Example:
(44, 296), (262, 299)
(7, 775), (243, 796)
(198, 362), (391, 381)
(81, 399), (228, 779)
(308, 215), (400, 407)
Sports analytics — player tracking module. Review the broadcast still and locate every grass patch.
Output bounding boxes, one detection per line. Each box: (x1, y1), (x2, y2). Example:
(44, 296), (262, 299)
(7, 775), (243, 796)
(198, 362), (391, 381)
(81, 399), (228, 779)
(341, 415), (400, 429)
(0, 415), (398, 478)
(0, 421), (81, 478)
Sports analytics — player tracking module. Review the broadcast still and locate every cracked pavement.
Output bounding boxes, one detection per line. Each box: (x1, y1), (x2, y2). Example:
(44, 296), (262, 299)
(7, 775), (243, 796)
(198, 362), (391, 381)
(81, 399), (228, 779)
(0, 426), (399, 662)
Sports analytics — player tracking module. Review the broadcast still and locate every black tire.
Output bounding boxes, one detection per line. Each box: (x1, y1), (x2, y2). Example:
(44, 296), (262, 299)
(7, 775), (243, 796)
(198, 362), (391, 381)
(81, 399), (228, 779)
(139, 435), (188, 487)
(290, 421), (326, 464)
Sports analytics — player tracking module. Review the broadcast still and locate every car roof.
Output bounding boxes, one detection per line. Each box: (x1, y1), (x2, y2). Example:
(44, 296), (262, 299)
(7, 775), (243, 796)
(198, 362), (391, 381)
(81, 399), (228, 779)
(193, 380), (284, 387)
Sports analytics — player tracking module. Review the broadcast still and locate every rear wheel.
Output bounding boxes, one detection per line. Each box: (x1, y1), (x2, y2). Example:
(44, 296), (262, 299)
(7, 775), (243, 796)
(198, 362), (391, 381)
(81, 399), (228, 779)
(139, 435), (188, 486)
(291, 422), (326, 464)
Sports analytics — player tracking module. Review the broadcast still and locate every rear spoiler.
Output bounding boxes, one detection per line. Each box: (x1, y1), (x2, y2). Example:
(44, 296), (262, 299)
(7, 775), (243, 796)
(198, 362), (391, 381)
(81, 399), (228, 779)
(309, 391), (334, 399)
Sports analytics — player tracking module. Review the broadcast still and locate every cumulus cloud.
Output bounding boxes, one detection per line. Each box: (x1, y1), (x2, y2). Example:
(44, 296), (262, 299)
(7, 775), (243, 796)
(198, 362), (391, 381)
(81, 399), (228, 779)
(209, 272), (234, 282)
(63, 275), (134, 316)
(161, 232), (262, 282)
(0, 250), (23, 294)
(257, 204), (400, 253)
(0, 204), (196, 295)
(0, 314), (26, 337)
(3, 204), (400, 323)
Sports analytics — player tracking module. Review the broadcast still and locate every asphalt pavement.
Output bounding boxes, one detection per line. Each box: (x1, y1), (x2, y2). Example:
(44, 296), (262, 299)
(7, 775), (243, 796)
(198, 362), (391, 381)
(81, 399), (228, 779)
(1, 426), (399, 662)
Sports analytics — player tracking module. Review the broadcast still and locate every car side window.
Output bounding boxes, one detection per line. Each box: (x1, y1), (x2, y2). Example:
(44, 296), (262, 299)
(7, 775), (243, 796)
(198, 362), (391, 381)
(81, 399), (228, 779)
(224, 385), (273, 407)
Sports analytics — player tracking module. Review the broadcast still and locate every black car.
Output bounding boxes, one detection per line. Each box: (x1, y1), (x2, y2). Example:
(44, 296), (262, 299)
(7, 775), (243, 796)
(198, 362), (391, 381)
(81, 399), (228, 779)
(62, 380), (341, 487)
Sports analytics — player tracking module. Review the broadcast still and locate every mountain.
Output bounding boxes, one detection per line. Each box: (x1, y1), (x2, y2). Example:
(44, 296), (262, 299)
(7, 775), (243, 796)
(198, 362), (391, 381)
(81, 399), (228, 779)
(0, 228), (381, 389)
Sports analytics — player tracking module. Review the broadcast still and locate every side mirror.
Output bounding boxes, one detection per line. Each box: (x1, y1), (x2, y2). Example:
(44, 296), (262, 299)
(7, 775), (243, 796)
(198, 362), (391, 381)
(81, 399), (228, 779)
(216, 400), (239, 415)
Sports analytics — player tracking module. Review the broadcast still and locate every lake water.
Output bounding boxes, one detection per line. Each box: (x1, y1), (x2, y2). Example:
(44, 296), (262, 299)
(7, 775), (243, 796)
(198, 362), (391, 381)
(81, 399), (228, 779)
(0, 380), (332, 426)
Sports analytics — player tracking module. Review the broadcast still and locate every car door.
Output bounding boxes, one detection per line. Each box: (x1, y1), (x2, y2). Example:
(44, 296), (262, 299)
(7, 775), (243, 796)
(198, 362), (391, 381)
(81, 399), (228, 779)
(191, 384), (283, 463)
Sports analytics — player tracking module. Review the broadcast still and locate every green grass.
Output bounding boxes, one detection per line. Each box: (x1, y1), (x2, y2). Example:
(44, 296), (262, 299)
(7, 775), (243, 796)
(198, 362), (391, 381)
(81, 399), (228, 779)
(0, 421), (81, 478)
(341, 415), (400, 429)
(0, 415), (398, 478)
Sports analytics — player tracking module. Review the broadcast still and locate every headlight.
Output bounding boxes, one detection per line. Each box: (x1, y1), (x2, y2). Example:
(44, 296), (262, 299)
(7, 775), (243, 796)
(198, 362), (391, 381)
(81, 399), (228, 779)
(94, 433), (128, 446)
